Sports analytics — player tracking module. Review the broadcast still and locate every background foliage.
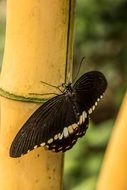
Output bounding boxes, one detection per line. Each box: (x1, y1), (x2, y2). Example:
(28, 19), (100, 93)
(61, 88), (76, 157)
(65, 0), (127, 190)
(0, 0), (126, 190)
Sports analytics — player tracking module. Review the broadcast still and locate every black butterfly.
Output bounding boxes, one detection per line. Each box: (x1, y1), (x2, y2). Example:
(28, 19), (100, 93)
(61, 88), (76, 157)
(10, 71), (107, 158)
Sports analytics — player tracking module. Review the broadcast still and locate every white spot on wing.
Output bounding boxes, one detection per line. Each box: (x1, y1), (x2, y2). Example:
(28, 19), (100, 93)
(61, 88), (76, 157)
(54, 134), (58, 140)
(72, 139), (76, 143)
(68, 125), (74, 134)
(65, 145), (71, 149)
(59, 133), (63, 140)
(58, 147), (63, 151)
(79, 115), (83, 125)
(92, 105), (95, 111)
(48, 138), (53, 144)
(63, 127), (69, 138)
(45, 145), (49, 150)
(88, 108), (92, 114)
(34, 145), (37, 149)
(57, 133), (61, 139)
(72, 123), (78, 129)
(40, 142), (45, 147)
(82, 111), (87, 122)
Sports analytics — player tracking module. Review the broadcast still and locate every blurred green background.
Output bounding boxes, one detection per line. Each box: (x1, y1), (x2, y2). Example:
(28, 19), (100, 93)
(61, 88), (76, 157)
(0, 0), (127, 190)
(65, 1), (127, 190)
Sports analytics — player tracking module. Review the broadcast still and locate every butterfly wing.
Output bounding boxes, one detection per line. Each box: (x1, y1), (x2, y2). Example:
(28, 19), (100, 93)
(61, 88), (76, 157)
(48, 117), (89, 152)
(10, 94), (88, 157)
(73, 71), (107, 113)
(10, 71), (107, 158)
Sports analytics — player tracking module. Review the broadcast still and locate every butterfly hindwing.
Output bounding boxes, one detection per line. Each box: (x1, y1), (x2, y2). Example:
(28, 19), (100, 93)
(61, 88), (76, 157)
(47, 116), (89, 152)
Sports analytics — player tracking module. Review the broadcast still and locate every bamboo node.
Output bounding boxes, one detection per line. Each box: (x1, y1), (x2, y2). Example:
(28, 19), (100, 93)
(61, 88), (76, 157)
(0, 88), (48, 103)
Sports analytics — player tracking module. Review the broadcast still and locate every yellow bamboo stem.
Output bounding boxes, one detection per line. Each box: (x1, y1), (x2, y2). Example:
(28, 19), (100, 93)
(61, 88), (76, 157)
(96, 92), (127, 190)
(0, 0), (75, 189)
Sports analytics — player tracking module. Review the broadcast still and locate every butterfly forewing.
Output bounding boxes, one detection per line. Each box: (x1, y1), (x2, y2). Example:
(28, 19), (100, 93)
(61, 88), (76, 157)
(73, 71), (107, 112)
(10, 94), (87, 157)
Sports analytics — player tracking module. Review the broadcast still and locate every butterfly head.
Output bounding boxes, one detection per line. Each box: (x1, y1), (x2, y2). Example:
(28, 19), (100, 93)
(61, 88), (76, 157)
(64, 82), (74, 93)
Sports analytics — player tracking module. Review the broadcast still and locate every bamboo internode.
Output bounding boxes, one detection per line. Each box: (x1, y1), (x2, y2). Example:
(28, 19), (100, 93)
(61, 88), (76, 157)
(0, 0), (75, 189)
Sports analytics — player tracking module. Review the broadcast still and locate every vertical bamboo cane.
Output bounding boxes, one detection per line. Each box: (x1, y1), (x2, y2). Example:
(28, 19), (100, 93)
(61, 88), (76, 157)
(0, 0), (76, 190)
(96, 92), (127, 190)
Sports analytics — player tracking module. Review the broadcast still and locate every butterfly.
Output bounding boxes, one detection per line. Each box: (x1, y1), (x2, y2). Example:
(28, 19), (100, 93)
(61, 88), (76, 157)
(10, 71), (107, 158)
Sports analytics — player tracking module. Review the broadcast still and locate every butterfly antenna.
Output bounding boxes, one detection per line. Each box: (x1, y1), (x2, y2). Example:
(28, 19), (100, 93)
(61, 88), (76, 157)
(40, 81), (63, 93)
(73, 56), (85, 84)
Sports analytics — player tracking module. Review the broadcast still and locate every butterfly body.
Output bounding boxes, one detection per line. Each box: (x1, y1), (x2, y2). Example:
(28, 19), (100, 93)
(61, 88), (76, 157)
(10, 71), (107, 158)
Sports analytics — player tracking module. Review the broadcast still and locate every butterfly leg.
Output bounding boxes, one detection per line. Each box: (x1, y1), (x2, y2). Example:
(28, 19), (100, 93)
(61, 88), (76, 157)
(40, 81), (64, 93)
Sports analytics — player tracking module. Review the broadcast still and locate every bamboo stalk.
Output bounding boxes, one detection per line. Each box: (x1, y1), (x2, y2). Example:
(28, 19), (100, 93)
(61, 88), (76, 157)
(0, 0), (76, 189)
(96, 92), (127, 190)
